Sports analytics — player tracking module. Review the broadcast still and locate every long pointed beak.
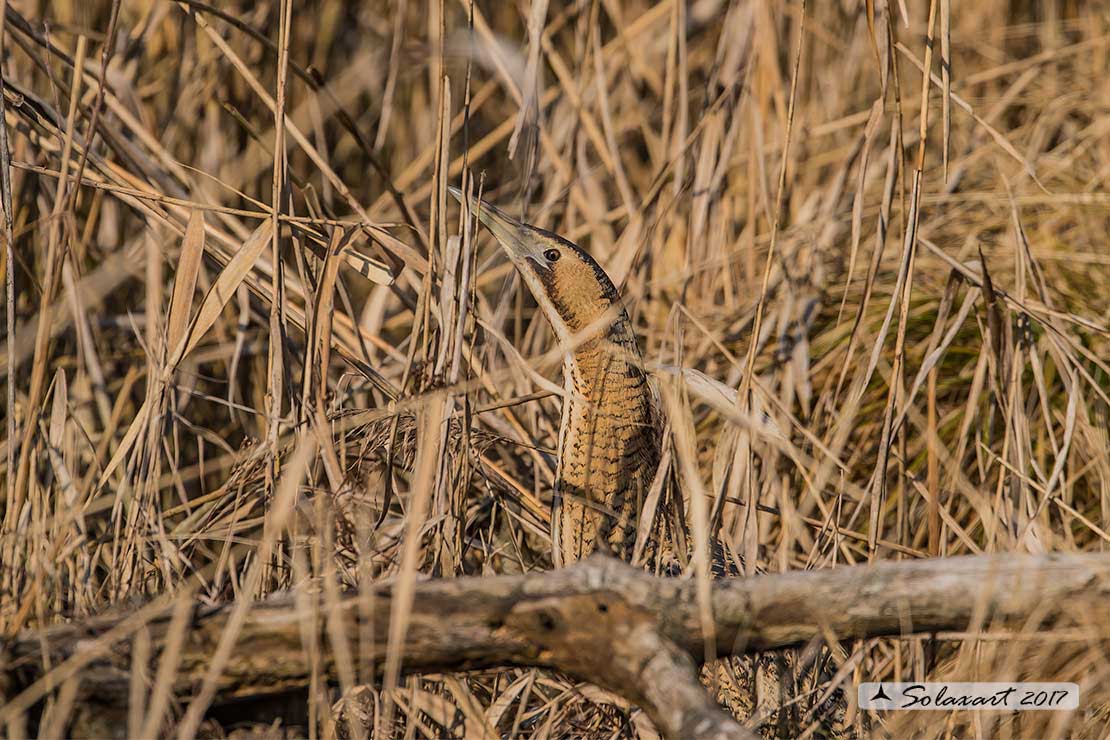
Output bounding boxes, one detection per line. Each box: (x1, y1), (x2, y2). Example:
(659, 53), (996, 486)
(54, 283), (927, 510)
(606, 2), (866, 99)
(447, 186), (539, 265)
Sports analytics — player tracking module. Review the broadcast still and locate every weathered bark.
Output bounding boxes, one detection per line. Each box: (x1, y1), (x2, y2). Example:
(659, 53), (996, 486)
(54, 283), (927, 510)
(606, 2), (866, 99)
(3, 553), (1110, 738)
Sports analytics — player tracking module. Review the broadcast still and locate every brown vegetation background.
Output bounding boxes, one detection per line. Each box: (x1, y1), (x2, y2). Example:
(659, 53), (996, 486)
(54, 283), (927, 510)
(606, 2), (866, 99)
(1, 0), (1109, 737)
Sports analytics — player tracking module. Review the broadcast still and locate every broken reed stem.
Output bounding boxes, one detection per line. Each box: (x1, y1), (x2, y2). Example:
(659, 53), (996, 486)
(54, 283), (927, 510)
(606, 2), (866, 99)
(1, 0), (15, 547)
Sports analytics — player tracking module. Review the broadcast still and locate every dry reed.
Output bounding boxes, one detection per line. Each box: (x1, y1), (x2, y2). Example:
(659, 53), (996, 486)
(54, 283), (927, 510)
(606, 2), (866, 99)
(1, 0), (1109, 737)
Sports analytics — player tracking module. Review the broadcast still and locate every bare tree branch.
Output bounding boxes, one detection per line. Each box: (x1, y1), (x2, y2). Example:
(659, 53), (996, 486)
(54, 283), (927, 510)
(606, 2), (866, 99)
(4, 553), (1110, 738)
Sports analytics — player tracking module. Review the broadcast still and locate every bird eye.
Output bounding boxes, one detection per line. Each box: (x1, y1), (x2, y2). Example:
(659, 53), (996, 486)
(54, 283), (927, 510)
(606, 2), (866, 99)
(543, 248), (560, 262)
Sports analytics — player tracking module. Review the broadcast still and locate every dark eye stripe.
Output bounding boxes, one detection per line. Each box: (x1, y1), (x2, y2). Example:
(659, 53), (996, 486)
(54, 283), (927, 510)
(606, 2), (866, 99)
(544, 248), (560, 262)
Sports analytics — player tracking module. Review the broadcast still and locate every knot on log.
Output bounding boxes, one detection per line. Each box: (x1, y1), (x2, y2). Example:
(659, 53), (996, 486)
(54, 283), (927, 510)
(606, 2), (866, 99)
(506, 591), (652, 676)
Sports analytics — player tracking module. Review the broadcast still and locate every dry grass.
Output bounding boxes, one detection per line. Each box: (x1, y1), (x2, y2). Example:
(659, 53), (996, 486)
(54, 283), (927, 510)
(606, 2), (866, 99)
(1, 0), (1109, 737)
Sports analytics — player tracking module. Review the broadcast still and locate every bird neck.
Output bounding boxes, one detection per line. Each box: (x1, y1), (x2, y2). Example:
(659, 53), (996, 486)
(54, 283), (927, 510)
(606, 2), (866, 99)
(556, 315), (659, 564)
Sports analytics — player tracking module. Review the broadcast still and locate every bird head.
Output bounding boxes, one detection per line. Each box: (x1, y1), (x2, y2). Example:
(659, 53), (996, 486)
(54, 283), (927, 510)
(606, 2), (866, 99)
(449, 186), (622, 346)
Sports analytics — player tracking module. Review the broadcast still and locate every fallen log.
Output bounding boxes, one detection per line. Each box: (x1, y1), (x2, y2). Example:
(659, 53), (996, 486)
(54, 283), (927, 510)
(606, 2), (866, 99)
(3, 552), (1109, 739)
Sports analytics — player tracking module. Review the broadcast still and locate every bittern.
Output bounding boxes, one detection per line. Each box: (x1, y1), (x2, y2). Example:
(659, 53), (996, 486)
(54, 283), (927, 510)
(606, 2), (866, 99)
(450, 187), (666, 566)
